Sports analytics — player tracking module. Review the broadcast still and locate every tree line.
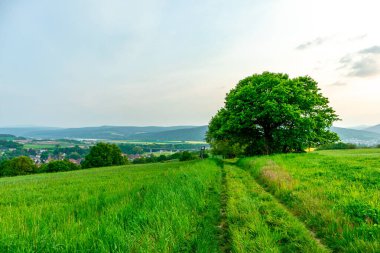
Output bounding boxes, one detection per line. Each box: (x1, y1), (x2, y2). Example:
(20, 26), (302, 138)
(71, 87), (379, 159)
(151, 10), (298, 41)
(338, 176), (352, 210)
(0, 142), (203, 178)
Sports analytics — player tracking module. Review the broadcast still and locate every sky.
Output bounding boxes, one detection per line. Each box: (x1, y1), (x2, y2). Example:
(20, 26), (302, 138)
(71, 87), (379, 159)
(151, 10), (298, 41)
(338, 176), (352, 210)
(1, 0), (380, 128)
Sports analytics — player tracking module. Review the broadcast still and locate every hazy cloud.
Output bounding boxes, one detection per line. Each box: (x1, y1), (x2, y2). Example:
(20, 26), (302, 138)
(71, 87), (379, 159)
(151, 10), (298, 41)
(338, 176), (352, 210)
(2, 0), (380, 127)
(330, 81), (347, 86)
(359, 45), (380, 54)
(349, 57), (379, 77)
(296, 37), (327, 50)
(348, 34), (367, 41)
(339, 55), (352, 65)
(338, 46), (380, 77)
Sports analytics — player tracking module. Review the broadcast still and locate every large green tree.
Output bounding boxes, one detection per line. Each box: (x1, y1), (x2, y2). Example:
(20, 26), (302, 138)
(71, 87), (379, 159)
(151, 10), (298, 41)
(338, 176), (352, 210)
(207, 72), (339, 156)
(82, 142), (125, 168)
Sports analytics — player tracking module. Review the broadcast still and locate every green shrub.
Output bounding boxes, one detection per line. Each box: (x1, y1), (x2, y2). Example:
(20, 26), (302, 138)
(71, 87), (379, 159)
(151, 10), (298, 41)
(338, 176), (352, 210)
(39, 160), (80, 173)
(179, 151), (194, 161)
(317, 142), (357, 150)
(157, 154), (168, 162)
(132, 157), (146, 164)
(0, 156), (36, 176)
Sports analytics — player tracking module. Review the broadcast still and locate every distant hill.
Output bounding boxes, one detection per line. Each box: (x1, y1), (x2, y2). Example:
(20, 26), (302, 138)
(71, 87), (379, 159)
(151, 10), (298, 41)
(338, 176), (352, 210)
(128, 126), (208, 141)
(0, 127), (60, 137)
(350, 125), (370, 130)
(331, 126), (380, 145)
(0, 134), (16, 141)
(0, 134), (16, 138)
(364, 124), (380, 134)
(0, 126), (207, 141)
(3, 125), (380, 144)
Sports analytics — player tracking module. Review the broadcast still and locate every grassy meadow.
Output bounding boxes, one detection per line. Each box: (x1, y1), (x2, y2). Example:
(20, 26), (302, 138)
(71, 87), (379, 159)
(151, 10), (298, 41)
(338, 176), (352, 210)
(0, 148), (379, 252)
(0, 160), (222, 253)
(238, 149), (380, 252)
(225, 164), (328, 252)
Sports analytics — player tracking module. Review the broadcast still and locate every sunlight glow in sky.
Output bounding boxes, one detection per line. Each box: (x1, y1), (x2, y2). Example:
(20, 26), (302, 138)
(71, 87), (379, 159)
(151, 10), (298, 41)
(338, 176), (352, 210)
(1, 0), (380, 127)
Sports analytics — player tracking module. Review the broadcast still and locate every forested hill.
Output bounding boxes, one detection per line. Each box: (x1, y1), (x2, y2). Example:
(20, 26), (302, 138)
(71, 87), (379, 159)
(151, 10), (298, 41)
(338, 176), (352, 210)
(330, 126), (380, 145)
(127, 126), (208, 141)
(1, 125), (380, 144)
(364, 124), (380, 134)
(0, 126), (208, 141)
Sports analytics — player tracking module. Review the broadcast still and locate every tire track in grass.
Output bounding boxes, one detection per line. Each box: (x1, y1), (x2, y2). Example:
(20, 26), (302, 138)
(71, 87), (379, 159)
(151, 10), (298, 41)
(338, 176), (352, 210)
(225, 164), (330, 253)
(239, 159), (332, 252)
(217, 160), (231, 253)
(240, 155), (380, 252)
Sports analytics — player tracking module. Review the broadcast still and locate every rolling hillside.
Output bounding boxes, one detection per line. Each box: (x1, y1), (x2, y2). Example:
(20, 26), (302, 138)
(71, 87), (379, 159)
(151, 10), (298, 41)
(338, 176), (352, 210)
(2, 125), (380, 144)
(0, 160), (222, 252)
(0, 127), (60, 137)
(331, 126), (380, 145)
(0, 150), (379, 251)
(127, 126), (208, 141)
(0, 126), (207, 141)
(364, 124), (380, 134)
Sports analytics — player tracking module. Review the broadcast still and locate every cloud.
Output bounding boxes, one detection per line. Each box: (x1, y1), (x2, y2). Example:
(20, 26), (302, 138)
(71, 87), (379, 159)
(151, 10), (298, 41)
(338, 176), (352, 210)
(348, 57), (379, 77)
(338, 46), (380, 77)
(296, 37), (327, 50)
(348, 34), (367, 41)
(339, 55), (352, 65)
(330, 81), (347, 86)
(359, 46), (380, 54)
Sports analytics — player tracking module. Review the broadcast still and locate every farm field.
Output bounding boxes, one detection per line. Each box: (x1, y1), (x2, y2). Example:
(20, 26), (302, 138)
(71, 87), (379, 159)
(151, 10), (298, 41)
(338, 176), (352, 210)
(0, 149), (379, 252)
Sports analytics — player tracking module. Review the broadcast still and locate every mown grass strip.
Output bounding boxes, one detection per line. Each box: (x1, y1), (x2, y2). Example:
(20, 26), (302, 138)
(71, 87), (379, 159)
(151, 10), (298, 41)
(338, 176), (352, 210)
(0, 160), (221, 253)
(225, 165), (328, 253)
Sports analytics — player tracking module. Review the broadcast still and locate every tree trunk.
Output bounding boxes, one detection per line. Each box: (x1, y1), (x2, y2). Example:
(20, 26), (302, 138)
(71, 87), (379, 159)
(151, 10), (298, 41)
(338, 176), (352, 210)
(263, 128), (273, 155)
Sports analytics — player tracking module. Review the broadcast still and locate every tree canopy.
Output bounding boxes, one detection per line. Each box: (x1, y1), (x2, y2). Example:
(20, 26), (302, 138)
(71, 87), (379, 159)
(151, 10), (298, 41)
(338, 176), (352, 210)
(0, 156), (36, 176)
(82, 142), (125, 168)
(207, 72), (339, 156)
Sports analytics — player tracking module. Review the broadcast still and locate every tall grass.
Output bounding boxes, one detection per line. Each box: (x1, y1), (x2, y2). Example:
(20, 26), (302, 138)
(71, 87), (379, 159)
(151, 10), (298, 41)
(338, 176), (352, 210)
(225, 165), (328, 252)
(0, 160), (221, 253)
(238, 149), (380, 252)
(2, 149), (379, 252)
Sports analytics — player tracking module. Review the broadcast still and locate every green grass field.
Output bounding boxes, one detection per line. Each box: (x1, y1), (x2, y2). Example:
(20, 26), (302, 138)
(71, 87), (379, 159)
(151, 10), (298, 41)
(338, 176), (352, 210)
(0, 160), (222, 252)
(0, 149), (379, 252)
(238, 149), (380, 252)
(23, 144), (59, 149)
(225, 164), (328, 252)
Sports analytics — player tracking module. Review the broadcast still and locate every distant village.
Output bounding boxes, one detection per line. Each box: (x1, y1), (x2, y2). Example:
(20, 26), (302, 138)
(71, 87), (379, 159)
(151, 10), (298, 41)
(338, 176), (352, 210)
(0, 134), (207, 166)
